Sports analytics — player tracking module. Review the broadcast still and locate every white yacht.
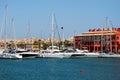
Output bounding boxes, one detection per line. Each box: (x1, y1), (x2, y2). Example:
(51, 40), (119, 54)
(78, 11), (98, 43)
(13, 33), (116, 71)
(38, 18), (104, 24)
(70, 49), (100, 57)
(39, 47), (72, 58)
(0, 53), (22, 59)
(83, 52), (100, 57)
(0, 49), (39, 59)
(17, 50), (39, 58)
(46, 46), (60, 52)
(40, 52), (71, 58)
(0, 50), (22, 59)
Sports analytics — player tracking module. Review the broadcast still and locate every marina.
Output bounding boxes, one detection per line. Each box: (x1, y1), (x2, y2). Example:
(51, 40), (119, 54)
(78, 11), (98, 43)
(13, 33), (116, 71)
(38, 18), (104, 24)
(0, 1), (120, 80)
(0, 4), (120, 59)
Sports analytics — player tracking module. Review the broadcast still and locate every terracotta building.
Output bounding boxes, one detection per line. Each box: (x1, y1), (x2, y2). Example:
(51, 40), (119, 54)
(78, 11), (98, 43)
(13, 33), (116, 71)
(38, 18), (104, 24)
(74, 28), (120, 53)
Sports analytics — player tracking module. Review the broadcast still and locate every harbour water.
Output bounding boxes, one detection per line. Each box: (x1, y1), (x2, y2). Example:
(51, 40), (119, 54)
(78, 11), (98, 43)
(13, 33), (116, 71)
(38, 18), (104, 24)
(0, 58), (120, 80)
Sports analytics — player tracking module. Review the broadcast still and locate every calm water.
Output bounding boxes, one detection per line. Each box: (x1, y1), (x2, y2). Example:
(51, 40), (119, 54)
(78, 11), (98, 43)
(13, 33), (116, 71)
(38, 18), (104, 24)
(0, 58), (120, 80)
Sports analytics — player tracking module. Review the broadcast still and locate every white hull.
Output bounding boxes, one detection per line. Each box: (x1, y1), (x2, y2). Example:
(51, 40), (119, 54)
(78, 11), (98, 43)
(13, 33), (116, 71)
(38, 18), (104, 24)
(70, 52), (100, 57)
(0, 50), (39, 59)
(72, 49), (100, 57)
(39, 52), (72, 58)
(83, 52), (100, 57)
(0, 53), (22, 59)
(98, 54), (120, 58)
(39, 51), (100, 58)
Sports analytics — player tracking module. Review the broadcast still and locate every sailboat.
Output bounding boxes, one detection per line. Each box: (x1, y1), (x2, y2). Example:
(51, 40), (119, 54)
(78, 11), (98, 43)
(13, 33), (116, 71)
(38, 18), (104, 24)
(98, 27), (120, 58)
(98, 19), (120, 58)
(0, 5), (22, 59)
(0, 5), (38, 59)
(17, 21), (39, 58)
(39, 12), (72, 58)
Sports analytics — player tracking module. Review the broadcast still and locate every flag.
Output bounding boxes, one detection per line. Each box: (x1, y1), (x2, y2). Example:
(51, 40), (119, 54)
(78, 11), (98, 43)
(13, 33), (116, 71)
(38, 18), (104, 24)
(61, 27), (63, 29)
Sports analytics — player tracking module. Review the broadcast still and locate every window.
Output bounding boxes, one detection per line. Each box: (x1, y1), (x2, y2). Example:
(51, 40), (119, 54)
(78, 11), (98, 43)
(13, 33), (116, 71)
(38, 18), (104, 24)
(117, 36), (119, 40)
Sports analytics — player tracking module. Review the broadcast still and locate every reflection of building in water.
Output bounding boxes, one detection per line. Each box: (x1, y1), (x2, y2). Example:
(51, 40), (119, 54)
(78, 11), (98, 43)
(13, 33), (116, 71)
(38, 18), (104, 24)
(74, 28), (120, 53)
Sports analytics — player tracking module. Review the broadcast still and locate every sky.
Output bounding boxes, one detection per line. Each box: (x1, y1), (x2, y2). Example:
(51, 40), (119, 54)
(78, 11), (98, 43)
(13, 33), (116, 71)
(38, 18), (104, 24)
(0, 0), (120, 39)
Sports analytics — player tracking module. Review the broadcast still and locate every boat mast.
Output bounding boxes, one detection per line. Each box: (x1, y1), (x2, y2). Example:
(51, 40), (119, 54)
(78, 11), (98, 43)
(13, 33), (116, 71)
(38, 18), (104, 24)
(11, 18), (18, 50)
(106, 17), (109, 50)
(27, 21), (31, 43)
(101, 24), (103, 53)
(26, 20), (32, 50)
(28, 21), (33, 50)
(51, 12), (61, 50)
(52, 12), (55, 51)
(4, 4), (8, 51)
(109, 20), (113, 53)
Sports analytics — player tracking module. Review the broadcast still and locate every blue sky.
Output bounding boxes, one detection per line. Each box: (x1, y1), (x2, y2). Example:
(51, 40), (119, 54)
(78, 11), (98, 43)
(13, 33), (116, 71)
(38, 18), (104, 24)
(0, 0), (120, 39)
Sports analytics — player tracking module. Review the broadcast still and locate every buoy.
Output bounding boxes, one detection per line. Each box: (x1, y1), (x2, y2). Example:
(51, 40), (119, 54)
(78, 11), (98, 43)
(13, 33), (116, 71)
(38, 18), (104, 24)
(80, 69), (84, 72)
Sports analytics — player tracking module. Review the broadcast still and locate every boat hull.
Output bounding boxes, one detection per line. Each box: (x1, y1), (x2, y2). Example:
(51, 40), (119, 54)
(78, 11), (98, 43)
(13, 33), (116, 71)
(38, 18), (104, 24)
(98, 54), (120, 58)
(0, 53), (22, 59)
(19, 52), (38, 58)
(39, 52), (71, 58)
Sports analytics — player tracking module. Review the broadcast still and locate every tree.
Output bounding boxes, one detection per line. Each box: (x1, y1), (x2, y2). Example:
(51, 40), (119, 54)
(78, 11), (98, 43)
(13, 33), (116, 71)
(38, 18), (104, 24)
(64, 40), (73, 48)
